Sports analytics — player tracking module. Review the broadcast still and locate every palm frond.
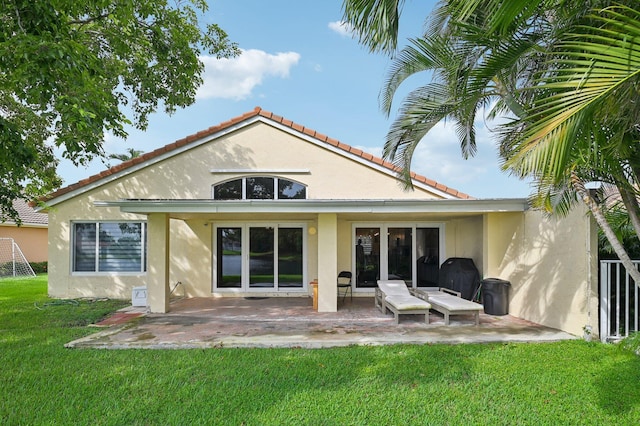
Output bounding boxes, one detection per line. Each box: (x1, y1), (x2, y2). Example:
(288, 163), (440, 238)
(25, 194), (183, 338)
(341, 0), (405, 54)
(505, 5), (640, 180)
(380, 36), (453, 115)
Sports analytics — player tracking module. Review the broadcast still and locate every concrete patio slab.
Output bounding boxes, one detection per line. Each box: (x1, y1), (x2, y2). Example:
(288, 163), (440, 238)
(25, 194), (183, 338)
(67, 297), (577, 349)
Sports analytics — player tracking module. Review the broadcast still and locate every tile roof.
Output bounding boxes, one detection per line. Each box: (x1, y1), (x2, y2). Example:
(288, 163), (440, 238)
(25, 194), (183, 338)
(44, 107), (472, 202)
(1, 199), (48, 226)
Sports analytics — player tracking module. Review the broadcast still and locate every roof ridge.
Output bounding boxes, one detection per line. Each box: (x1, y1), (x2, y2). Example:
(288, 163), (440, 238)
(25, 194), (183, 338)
(43, 107), (472, 202)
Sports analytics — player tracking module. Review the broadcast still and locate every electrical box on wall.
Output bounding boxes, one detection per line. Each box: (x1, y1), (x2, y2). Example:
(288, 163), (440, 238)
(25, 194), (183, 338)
(132, 286), (147, 307)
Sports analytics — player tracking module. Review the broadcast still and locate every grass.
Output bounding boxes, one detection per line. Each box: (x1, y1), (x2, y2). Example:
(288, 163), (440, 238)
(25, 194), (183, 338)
(1, 276), (640, 425)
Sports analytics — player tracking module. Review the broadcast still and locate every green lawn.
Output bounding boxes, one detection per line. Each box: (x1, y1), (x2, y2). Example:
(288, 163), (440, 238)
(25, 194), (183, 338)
(1, 276), (640, 425)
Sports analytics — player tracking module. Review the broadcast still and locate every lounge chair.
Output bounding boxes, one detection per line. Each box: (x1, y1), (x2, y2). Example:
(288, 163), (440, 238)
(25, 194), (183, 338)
(411, 287), (483, 326)
(375, 280), (431, 324)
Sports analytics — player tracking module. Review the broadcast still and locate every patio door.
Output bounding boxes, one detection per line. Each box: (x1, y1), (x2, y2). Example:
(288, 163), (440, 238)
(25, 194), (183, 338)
(354, 223), (444, 289)
(215, 224), (306, 292)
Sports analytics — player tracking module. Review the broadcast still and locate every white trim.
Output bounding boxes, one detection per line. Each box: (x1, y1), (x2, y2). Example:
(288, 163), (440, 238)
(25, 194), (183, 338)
(70, 220), (148, 275)
(95, 198), (528, 214)
(211, 176), (307, 200)
(210, 169), (310, 174)
(0, 222), (47, 229)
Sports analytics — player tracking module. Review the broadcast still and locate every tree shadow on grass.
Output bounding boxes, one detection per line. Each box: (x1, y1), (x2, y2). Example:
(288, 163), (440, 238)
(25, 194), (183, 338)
(594, 352), (640, 416)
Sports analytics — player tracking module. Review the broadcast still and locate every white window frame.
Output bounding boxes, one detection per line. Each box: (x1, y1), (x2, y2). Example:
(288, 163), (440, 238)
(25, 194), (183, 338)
(70, 221), (147, 275)
(211, 177), (307, 200)
(212, 222), (308, 293)
(351, 222), (445, 291)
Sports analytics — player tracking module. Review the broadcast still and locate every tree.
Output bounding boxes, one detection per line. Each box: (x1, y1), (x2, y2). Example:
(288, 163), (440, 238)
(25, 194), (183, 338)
(342, 0), (640, 284)
(501, 4), (640, 283)
(0, 0), (239, 221)
(108, 147), (144, 164)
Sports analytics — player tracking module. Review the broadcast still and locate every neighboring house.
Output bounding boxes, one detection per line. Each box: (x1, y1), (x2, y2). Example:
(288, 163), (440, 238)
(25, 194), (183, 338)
(0, 199), (48, 262)
(43, 107), (598, 337)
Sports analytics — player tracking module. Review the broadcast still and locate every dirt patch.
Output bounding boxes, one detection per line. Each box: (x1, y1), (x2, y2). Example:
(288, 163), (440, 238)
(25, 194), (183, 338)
(135, 332), (156, 341)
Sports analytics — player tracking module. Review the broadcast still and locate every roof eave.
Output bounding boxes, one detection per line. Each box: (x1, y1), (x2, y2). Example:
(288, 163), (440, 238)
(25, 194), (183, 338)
(94, 198), (529, 215)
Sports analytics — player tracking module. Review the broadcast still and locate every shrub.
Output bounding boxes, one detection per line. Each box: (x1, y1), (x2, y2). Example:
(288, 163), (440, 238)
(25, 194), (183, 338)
(29, 261), (48, 274)
(620, 332), (640, 356)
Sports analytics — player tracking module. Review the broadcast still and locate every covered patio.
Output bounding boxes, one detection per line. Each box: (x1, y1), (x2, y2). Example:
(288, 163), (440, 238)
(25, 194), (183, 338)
(67, 297), (576, 349)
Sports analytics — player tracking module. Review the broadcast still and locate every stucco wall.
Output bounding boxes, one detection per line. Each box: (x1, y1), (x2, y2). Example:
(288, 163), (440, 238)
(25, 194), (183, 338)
(443, 216), (484, 272)
(489, 207), (598, 337)
(207, 124), (442, 200)
(0, 225), (48, 262)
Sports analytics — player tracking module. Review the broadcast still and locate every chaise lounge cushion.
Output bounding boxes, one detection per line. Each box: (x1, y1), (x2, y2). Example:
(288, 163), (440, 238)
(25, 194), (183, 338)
(377, 280), (413, 297)
(385, 295), (431, 311)
(411, 287), (483, 325)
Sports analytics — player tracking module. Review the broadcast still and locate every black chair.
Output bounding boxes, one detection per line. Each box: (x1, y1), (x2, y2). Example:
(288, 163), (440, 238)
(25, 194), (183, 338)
(337, 271), (353, 303)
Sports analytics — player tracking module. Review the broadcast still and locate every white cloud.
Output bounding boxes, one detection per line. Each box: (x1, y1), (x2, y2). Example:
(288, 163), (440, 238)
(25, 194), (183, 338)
(381, 118), (498, 189)
(197, 49), (301, 100)
(328, 20), (354, 37)
(363, 109), (531, 197)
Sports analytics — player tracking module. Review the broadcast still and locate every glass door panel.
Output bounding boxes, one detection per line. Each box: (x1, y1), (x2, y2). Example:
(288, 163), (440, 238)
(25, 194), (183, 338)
(217, 227), (242, 288)
(355, 227), (380, 288)
(416, 228), (440, 287)
(278, 228), (303, 288)
(249, 227), (275, 288)
(388, 227), (412, 285)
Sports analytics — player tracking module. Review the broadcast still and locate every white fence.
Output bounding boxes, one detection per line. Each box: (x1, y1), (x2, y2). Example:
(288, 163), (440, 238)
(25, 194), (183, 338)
(600, 260), (640, 342)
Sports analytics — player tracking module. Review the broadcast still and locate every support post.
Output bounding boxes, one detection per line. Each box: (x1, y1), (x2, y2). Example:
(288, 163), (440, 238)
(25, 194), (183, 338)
(317, 213), (337, 312)
(147, 213), (170, 313)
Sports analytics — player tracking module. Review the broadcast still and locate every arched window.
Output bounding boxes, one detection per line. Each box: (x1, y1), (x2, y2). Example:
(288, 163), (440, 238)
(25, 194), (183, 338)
(213, 177), (306, 200)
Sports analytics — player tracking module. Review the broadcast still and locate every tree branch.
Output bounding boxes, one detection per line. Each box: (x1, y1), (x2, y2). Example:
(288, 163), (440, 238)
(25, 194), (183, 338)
(68, 13), (111, 26)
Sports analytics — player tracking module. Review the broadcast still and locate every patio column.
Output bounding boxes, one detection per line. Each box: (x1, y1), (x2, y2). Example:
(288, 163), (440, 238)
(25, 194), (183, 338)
(147, 213), (170, 313)
(317, 213), (337, 312)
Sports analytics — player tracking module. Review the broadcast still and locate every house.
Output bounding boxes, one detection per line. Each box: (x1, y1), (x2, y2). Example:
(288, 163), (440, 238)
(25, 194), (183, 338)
(43, 107), (598, 337)
(0, 199), (48, 262)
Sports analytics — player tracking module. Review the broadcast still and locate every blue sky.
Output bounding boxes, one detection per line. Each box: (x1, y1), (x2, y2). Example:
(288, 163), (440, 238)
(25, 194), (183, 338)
(56, 0), (532, 199)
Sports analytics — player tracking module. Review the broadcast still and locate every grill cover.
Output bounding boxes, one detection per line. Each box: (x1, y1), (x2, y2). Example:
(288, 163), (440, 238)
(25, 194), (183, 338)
(438, 257), (481, 300)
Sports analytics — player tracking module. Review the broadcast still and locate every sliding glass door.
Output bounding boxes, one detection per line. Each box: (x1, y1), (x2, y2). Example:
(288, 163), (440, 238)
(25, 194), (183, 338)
(249, 227), (275, 288)
(215, 224), (305, 292)
(217, 227), (242, 288)
(354, 223), (444, 289)
(388, 227), (412, 284)
(355, 227), (380, 288)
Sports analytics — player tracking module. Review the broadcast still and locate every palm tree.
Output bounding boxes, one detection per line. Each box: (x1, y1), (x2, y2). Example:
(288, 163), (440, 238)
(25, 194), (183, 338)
(501, 4), (640, 282)
(108, 147), (144, 163)
(342, 0), (640, 283)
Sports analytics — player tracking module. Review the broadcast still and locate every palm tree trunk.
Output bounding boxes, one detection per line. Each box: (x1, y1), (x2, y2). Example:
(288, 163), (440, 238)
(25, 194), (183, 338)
(572, 173), (640, 286)
(618, 184), (640, 244)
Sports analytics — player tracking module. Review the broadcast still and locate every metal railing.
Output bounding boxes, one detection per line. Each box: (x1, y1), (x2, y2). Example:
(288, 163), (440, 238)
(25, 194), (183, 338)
(600, 260), (640, 342)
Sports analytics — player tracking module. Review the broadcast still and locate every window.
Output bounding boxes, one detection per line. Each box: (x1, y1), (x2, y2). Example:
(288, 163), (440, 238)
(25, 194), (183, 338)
(213, 177), (306, 200)
(247, 177), (274, 199)
(72, 222), (147, 273)
(213, 179), (242, 200)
